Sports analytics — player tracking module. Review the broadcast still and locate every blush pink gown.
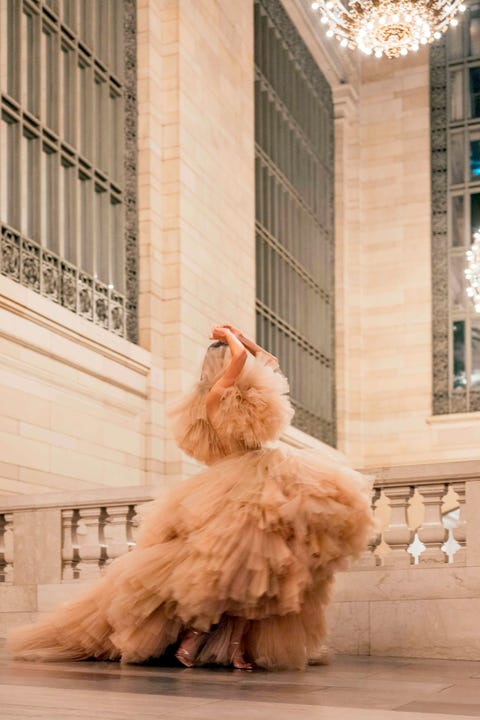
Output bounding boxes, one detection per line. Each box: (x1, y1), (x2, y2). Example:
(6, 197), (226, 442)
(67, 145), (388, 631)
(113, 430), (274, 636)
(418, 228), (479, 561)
(8, 353), (375, 670)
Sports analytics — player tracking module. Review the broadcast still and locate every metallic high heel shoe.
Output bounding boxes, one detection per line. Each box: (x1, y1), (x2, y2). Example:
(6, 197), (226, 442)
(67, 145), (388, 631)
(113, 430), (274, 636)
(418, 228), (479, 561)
(175, 646), (196, 667)
(175, 629), (206, 668)
(230, 640), (254, 671)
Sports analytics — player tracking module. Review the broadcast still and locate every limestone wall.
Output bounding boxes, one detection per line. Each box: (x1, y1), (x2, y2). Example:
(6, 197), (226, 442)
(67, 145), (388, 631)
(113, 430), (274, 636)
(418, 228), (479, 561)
(0, 279), (150, 497)
(0, 0), (256, 499)
(327, 48), (480, 469)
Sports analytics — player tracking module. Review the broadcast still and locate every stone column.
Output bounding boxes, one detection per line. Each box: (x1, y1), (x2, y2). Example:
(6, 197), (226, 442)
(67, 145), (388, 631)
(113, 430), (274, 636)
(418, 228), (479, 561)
(137, 0), (256, 487)
(466, 478), (480, 566)
(332, 83), (363, 464)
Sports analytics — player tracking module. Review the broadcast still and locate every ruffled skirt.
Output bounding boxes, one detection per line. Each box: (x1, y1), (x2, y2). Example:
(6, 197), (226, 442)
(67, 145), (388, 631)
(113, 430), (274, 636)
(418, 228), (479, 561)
(8, 446), (375, 670)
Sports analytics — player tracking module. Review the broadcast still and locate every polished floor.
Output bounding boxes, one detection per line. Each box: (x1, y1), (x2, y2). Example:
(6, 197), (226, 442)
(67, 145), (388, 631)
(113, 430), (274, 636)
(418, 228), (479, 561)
(1, 645), (480, 720)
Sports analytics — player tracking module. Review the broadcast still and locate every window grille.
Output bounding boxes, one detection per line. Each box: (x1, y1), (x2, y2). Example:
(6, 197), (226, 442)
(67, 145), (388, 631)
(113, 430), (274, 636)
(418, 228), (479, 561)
(254, 0), (336, 444)
(431, 1), (480, 412)
(0, 0), (137, 341)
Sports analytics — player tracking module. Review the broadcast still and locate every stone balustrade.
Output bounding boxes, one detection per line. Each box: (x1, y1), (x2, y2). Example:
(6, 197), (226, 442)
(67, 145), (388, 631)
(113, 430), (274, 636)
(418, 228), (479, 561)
(366, 479), (466, 568)
(61, 505), (139, 581)
(0, 512), (13, 583)
(326, 461), (480, 659)
(0, 485), (153, 634)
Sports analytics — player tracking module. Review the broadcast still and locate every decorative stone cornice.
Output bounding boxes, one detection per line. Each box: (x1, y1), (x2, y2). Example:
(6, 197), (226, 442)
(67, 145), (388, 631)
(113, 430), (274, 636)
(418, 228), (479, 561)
(332, 82), (360, 120)
(284, 0), (360, 88)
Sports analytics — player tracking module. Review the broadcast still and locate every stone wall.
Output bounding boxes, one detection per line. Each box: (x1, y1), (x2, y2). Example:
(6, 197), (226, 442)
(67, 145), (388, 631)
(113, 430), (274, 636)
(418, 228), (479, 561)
(0, 0), (256, 499)
(0, 279), (150, 497)
(327, 461), (478, 660)
(324, 47), (480, 469)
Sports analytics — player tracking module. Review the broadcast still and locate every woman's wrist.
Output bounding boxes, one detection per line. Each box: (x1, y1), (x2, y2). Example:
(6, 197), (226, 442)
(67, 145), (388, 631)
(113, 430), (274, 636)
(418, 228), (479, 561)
(225, 329), (246, 355)
(238, 334), (261, 354)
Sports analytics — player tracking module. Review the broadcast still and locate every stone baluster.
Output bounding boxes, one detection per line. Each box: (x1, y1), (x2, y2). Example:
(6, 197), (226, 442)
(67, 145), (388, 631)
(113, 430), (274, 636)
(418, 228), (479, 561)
(355, 488), (381, 568)
(103, 505), (130, 564)
(127, 505), (138, 549)
(382, 486), (414, 567)
(451, 481), (466, 564)
(372, 488), (391, 565)
(417, 484), (448, 564)
(76, 507), (104, 579)
(0, 513), (14, 582)
(61, 509), (79, 580)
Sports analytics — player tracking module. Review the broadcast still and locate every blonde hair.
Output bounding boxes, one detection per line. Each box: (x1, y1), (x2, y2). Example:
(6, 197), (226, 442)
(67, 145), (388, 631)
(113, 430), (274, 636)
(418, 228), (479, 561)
(199, 342), (229, 390)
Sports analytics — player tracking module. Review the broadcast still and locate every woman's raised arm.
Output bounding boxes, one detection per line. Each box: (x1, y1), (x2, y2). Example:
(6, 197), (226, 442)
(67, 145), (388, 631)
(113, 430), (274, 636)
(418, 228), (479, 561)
(205, 327), (247, 423)
(220, 324), (278, 368)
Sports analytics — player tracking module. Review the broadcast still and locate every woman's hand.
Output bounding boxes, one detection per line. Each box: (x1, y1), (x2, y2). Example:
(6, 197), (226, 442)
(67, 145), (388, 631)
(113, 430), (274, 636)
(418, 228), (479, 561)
(209, 326), (232, 342)
(219, 325), (278, 367)
(219, 324), (242, 338)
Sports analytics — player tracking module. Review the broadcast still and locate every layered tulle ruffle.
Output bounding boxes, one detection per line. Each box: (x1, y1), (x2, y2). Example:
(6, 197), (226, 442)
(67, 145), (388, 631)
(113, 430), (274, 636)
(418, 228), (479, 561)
(8, 446), (374, 669)
(169, 353), (295, 464)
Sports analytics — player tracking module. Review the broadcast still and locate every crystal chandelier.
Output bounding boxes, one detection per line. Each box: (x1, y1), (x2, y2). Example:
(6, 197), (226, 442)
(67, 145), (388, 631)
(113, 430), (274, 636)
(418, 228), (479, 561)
(465, 232), (480, 313)
(311, 0), (466, 58)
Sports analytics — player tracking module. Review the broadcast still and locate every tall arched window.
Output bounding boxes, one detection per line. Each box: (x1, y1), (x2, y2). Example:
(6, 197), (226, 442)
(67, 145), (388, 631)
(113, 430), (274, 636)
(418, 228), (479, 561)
(0, 0), (137, 341)
(254, 0), (335, 444)
(432, 1), (480, 412)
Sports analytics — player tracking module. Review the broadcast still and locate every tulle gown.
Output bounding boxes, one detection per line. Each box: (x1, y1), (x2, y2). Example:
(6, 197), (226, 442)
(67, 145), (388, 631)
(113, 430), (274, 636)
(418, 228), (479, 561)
(8, 352), (375, 670)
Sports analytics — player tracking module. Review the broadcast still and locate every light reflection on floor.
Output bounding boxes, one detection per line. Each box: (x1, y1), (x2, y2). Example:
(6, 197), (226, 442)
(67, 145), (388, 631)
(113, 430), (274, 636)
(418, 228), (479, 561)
(1, 648), (480, 720)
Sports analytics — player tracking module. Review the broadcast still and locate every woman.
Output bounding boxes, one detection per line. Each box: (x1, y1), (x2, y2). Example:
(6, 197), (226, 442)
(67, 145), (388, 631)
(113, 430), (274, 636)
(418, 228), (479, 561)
(8, 325), (375, 671)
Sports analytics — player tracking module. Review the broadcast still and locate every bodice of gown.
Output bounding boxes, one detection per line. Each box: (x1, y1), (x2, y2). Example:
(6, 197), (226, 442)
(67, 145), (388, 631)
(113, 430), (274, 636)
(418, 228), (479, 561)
(170, 352), (295, 465)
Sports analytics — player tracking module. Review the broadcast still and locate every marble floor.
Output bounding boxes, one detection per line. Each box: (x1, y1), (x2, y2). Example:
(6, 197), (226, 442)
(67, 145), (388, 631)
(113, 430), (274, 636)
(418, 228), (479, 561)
(1, 647), (480, 720)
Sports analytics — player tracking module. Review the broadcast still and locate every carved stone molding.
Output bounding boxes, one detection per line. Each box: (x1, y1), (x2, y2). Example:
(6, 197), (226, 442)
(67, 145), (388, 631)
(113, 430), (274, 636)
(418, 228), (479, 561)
(430, 39), (450, 415)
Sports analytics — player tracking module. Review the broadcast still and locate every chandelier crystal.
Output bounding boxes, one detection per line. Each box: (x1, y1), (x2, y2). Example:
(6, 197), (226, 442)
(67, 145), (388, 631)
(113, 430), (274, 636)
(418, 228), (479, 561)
(311, 0), (466, 58)
(465, 232), (480, 313)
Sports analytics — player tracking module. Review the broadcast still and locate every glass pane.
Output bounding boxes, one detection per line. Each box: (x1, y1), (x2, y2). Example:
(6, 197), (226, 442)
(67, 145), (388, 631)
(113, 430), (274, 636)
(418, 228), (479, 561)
(471, 193), (480, 238)
(450, 69), (464, 122)
(46, 0), (59, 13)
(43, 146), (59, 253)
(472, 321), (480, 388)
(79, 0), (93, 49)
(450, 254), (467, 310)
(111, 198), (124, 292)
(25, 10), (40, 117)
(470, 67), (480, 118)
(94, 186), (108, 283)
(450, 131), (465, 184)
(453, 320), (466, 390)
(470, 7), (480, 56)
(109, 0), (124, 78)
(470, 134), (480, 180)
(63, 0), (77, 31)
(109, 89), (123, 182)
(448, 22), (464, 61)
(451, 195), (465, 247)
(79, 61), (92, 160)
(62, 46), (75, 146)
(0, 118), (6, 223)
(7, 0), (20, 100)
(26, 133), (40, 241)
(80, 175), (93, 274)
(62, 160), (76, 264)
(95, 78), (107, 172)
(44, 28), (58, 132)
(96, 1), (108, 64)
(6, 119), (20, 228)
